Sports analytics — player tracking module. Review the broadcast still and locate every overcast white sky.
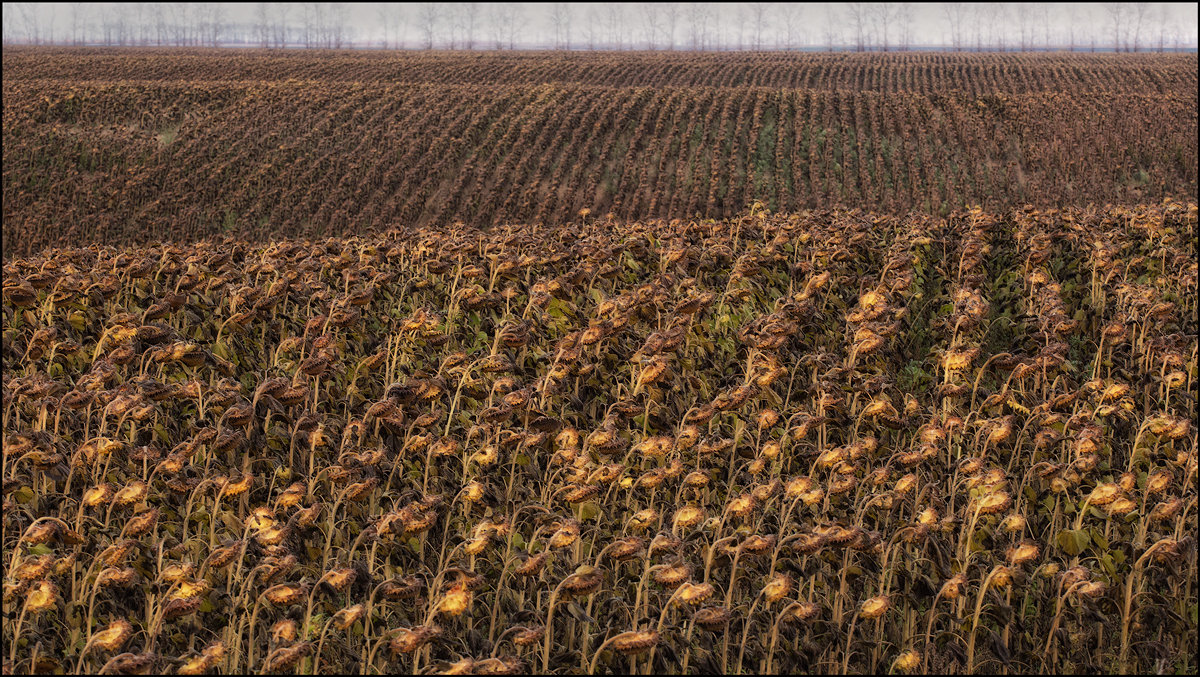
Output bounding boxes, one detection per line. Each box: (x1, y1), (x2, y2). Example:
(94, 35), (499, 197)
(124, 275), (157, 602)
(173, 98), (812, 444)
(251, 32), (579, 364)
(3, 3), (1197, 50)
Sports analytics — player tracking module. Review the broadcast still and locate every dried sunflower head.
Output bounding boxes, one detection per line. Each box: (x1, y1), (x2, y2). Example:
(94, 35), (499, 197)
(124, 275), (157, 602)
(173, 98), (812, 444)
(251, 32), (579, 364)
(263, 642), (311, 672)
(974, 489), (1012, 515)
(333, 604), (365, 630)
(168, 578), (210, 602)
(893, 650), (922, 673)
(548, 521), (580, 549)
(652, 562), (692, 588)
(627, 508), (659, 531)
(859, 595), (890, 619)
(1007, 541), (1040, 566)
(785, 601), (820, 623)
(90, 618), (134, 653)
(177, 642), (225, 675)
(97, 567), (140, 588)
(83, 483), (114, 508)
(263, 583), (307, 607)
(762, 573), (793, 603)
(675, 581), (714, 606)
(102, 652), (157, 674)
(12, 554), (53, 581)
(1105, 496), (1138, 516)
(990, 565), (1015, 588)
(112, 481), (149, 506)
(204, 538), (245, 569)
(272, 619), (299, 645)
(560, 565), (604, 597)
(693, 606), (731, 631)
(673, 505), (705, 530)
(940, 574), (967, 601)
(512, 625), (545, 647)
(649, 532), (682, 555)
(162, 596), (202, 621)
(725, 493), (757, 518)
(1000, 512), (1026, 533)
(389, 625), (443, 654)
(1087, 483), (1122, 507)
(785, 476), (814, 499)
(609, 630), (659, 655)
(435, 585), (473, 616)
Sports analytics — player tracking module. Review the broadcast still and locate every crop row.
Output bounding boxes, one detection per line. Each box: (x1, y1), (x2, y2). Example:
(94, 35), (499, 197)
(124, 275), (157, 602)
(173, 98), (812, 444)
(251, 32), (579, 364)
(4, 79), (1196, 257)
(3, 203), (1196, 674)
(4, 49), (1196, 96)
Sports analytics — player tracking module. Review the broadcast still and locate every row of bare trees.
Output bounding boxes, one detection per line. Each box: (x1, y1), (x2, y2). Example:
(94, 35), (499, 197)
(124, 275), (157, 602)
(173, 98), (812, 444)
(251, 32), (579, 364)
(2, 2), (1196, 51)
(3, 2), (353, 48)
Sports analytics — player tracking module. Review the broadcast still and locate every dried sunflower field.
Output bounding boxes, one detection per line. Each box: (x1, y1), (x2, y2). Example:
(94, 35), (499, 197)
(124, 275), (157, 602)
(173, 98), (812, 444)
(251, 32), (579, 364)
(2, 202), (1196, 674)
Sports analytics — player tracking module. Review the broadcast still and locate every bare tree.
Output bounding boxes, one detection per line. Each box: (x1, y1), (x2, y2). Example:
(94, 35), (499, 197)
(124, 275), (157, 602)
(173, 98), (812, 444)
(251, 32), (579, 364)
(733, 5), (747, 50)
(872, 2), (896, 52)
(824, 3), (840, 51)
(507, 2), (523, 49)
(300, 2), (313, 47)
(748, 2), (769, 50)
(486, 2), (504, 48)
(943, 2), (968, 51)
(982, 3), (1007, 51)
(14, 2), (40, 44)
(168, 3), (186, 46)
(2, 6), (12, 42)
(897, 2), (914, 51)
(327, 3), (338, 47)
(549, 2), (569, 50)
(375, 5), (389, 48)
(464, 2), (480, 49)
(312, 2), (328, 48)
(1040, 4), (1052, 50)
(114, 3), (132, 45)
(490, 2), (521, 49)
(845, 2), (867, 51)
(779, 4), (802, 50)
(1106, 3), (1126, 51)
(272, 3), (291, 48)
(376, 5), (405, 49)
(641, 4), (662, 50)
(714, 3), (726, 50)
(1013, 2), (1033, 50)
(686, 2), (705, 50)
(1065, 3), (1080, 51)
(448, 3), (462, 48)
(971, 3), (984, 51)
(661, 2), (680, 50)
(1131, 1), (1150, 52)
(603, 3), (624, 49)
(149, 2), (164, 45)
(446, 2), (479, 49)
(202, 3), (225, 46)
(255, 2), (270, 47)
(584, 5), (601, 49)
(417, 2), (439, 49)
(131, 2), (146, 45)
(69, 2), (85, 44)
(1155, 2), (1169, 52)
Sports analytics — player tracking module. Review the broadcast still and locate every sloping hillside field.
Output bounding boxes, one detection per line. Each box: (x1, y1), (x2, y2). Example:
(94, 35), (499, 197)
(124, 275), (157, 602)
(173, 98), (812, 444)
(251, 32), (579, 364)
(2, 50), (1197, 257)
(2, 203), (1197, 674)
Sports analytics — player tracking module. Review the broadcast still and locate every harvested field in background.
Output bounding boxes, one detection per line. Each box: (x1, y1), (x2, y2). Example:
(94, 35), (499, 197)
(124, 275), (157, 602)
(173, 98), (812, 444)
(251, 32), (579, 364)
(3, 49), (1197, 257)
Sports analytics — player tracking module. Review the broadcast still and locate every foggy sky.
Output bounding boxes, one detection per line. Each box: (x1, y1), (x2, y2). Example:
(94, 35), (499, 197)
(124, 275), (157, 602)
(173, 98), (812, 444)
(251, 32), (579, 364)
(3, 2), (1198, 51)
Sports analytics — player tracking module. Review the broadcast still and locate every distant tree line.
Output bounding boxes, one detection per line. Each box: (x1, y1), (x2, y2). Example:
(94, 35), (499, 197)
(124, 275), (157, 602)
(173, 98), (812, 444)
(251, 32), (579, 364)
(2, 2), (1196, 52)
